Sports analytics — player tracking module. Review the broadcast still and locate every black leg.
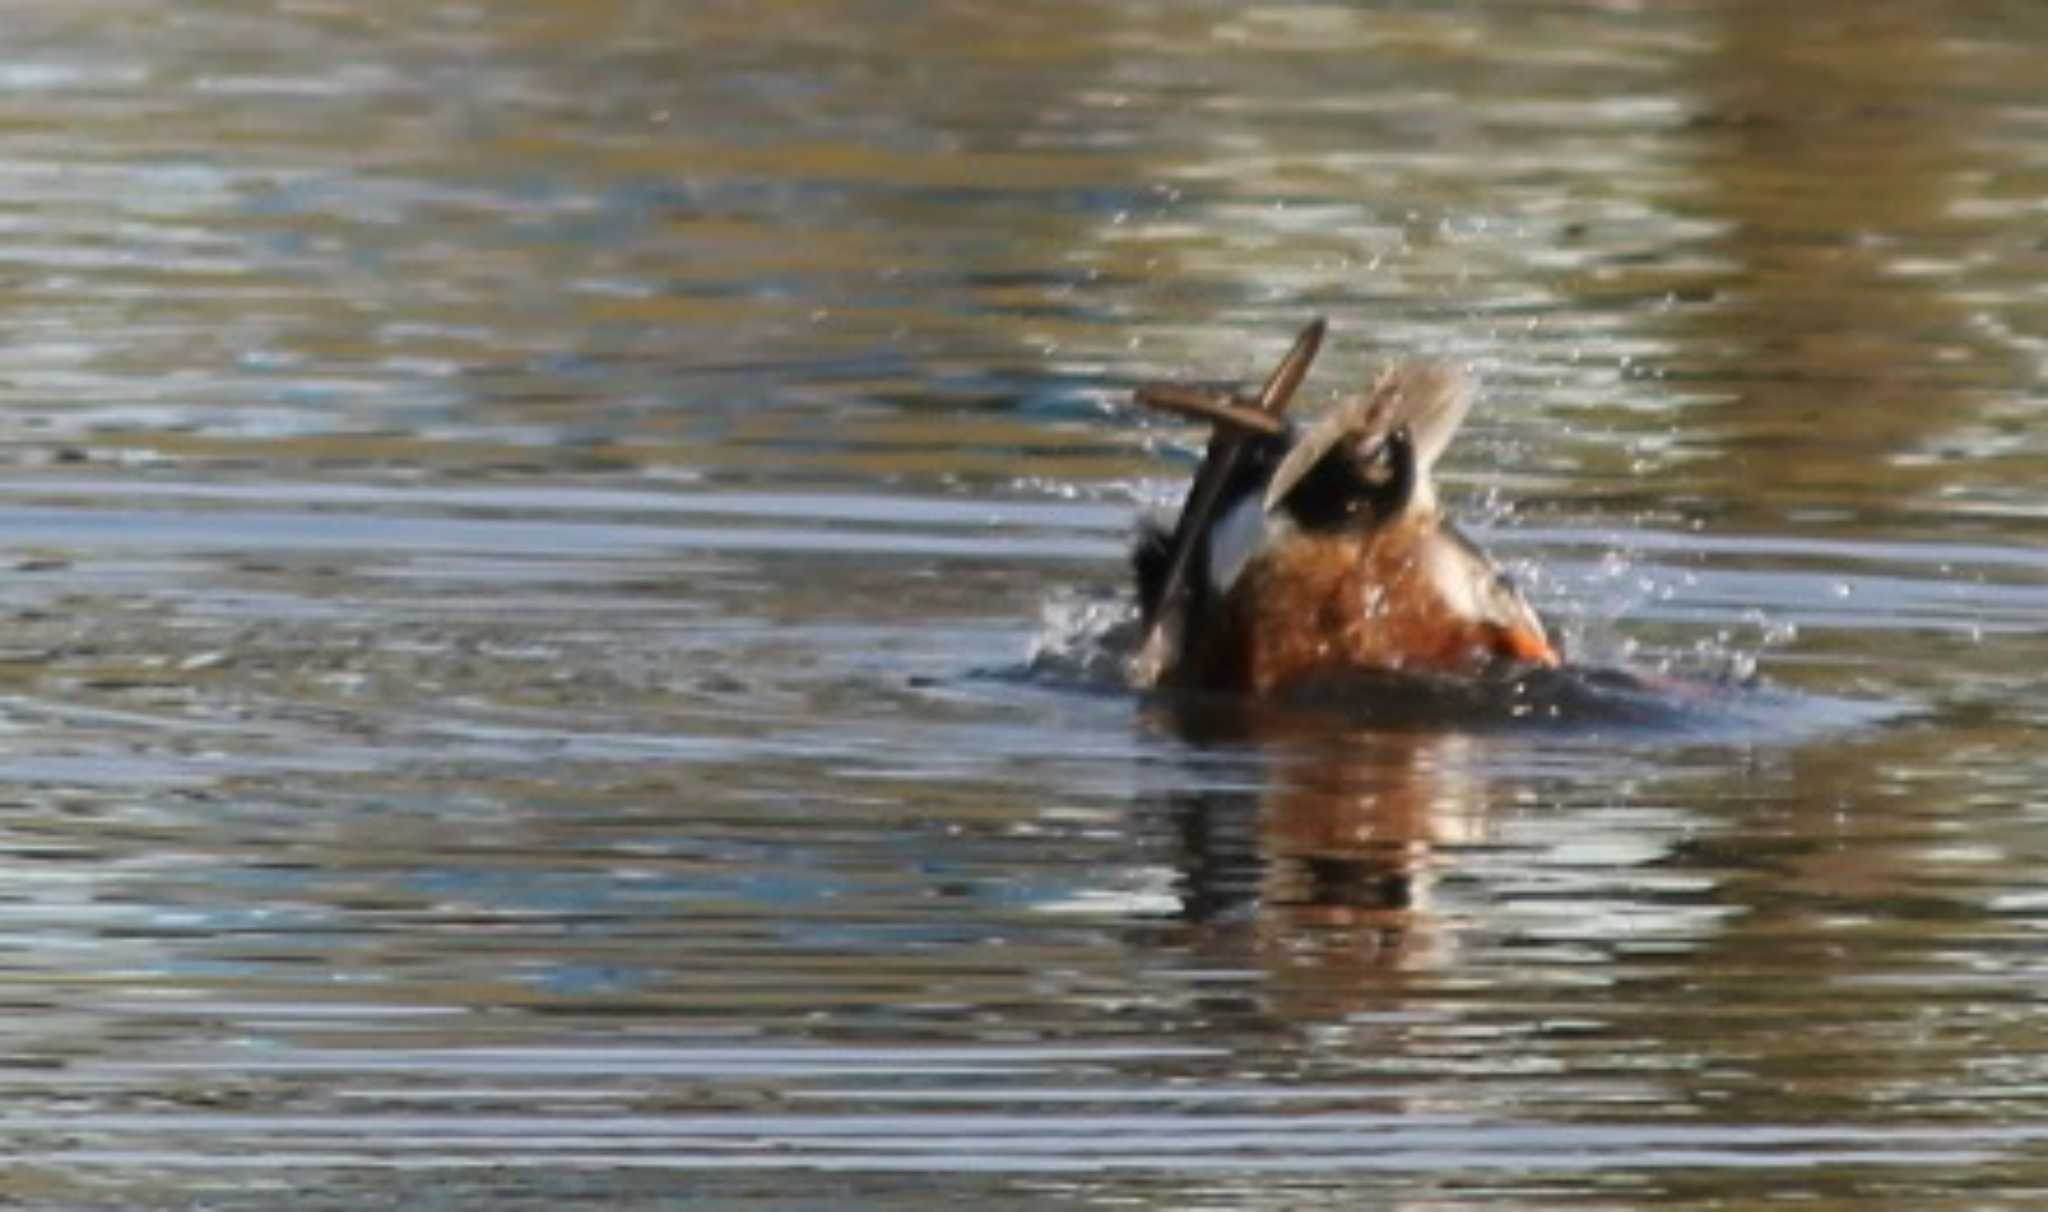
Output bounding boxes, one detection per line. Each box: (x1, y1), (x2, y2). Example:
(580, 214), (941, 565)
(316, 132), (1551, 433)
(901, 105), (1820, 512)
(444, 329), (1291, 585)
(1130, 318), (1325, 685)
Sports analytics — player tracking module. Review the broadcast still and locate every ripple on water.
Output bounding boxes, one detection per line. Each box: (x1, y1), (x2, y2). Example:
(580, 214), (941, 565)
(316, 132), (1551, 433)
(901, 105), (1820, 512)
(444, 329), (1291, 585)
(0, 0), (2044, 1206)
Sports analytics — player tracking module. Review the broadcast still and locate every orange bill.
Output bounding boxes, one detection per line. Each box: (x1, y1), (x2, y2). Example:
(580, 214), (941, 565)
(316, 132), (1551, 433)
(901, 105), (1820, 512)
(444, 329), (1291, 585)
(1497, 624), (1561, 668)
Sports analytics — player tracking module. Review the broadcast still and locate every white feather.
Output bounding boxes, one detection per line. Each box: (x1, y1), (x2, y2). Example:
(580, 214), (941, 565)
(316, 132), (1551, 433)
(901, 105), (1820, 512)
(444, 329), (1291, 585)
(1206, 495), (1270, 595)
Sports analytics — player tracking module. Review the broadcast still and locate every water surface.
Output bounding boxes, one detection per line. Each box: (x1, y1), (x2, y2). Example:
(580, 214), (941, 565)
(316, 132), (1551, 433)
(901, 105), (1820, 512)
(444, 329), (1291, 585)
(0, 1), (2046, 1207)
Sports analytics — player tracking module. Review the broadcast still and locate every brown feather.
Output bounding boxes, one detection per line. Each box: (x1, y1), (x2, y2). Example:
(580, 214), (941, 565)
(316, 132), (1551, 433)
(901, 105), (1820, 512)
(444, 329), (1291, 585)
(1186, 515), (1555, 695)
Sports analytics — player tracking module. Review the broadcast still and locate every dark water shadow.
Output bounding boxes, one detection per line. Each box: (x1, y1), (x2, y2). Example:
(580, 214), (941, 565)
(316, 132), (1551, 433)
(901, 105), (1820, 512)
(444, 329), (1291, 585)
(1002, 591), (1905, 742)
(1153, 664), (1875, 742)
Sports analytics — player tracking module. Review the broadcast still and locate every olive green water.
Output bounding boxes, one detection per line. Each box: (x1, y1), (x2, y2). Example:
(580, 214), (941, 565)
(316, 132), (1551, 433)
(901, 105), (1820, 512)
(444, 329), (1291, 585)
(1, 1), (2047, 1207)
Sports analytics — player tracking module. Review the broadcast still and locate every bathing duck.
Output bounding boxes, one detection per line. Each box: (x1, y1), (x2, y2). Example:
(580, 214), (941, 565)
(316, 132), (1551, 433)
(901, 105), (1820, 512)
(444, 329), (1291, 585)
(1129, 319), (1559, 695)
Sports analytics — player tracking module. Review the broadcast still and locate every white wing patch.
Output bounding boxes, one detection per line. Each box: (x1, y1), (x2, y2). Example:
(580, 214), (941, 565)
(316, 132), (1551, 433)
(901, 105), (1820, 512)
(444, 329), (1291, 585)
(1206, 495), (1269, 596)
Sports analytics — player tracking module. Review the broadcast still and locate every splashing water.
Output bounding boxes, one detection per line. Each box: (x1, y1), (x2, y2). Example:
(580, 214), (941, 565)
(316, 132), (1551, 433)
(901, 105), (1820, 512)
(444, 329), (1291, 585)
(1026, 586), (1141, 689)
(1017, 540), (1881, 741)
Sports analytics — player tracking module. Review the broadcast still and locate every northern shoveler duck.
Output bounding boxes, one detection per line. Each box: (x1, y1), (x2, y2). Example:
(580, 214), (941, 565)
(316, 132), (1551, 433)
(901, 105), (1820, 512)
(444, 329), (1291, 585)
(1129, 318), (1559, 695)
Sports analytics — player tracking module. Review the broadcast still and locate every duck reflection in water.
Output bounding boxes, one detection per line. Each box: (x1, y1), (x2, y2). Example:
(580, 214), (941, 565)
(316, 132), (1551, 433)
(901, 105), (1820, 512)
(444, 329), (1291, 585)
(1153, 698), (1497, 990)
